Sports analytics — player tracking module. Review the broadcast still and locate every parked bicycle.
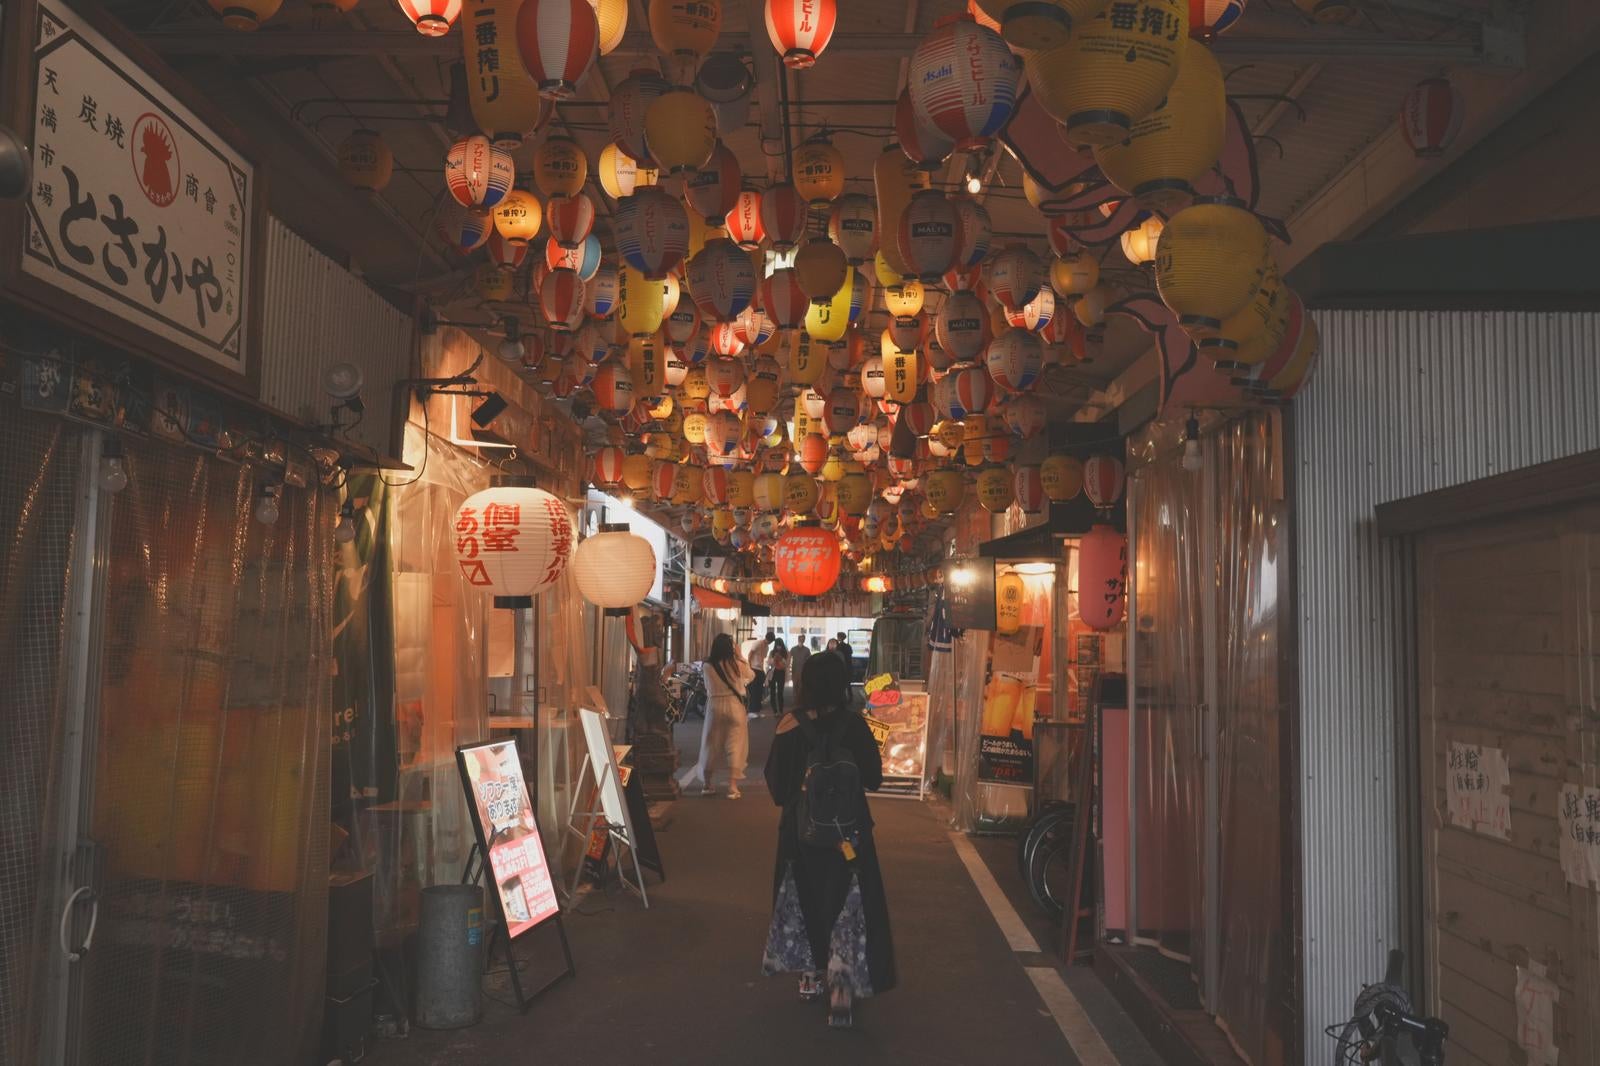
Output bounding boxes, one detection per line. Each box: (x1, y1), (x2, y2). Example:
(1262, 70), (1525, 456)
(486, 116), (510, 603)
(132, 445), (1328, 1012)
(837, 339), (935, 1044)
(1015, 801), (1078, 922)
(1325, 949), (1448, 1065)
(662, 662), (706, 724)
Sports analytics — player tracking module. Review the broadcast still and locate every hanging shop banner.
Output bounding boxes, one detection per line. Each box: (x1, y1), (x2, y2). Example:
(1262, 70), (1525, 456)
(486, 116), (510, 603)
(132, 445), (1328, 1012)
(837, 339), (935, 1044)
(976, 579), (1050, 786)
(2, 0), (264, 396)
(457, 738), (561, 939)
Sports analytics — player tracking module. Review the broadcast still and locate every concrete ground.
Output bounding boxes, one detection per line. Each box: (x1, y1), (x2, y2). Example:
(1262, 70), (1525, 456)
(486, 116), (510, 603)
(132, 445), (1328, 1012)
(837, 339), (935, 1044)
(364, 716), (1163, 1066)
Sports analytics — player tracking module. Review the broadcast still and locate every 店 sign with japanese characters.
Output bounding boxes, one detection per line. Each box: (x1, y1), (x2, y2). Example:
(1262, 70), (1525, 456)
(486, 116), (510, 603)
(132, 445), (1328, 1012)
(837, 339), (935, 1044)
(3, 0), (262, 394)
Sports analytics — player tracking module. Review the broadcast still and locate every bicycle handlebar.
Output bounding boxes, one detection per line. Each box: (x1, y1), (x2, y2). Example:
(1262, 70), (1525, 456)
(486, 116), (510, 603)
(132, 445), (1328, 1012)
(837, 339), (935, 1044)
(1373, 1004), (1449, 1066)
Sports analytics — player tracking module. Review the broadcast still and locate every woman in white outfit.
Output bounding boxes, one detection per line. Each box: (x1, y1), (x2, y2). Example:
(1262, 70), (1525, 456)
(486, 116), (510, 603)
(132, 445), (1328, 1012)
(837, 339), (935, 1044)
(701, 633), (756, 798)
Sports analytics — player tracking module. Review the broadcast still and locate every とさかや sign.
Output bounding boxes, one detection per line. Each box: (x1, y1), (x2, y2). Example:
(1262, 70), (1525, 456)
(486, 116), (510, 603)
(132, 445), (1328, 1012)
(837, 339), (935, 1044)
(4, 0), (263, 395)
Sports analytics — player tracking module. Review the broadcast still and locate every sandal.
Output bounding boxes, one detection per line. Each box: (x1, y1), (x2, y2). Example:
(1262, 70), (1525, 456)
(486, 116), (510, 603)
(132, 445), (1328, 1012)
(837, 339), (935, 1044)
(726, 788), (742, 800)
(798, 972), (823, 1002)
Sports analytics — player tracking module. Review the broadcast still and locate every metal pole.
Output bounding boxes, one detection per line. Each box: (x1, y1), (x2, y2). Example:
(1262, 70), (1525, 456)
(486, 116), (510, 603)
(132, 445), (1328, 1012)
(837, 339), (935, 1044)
(1200, 439), (1222, 1009)
(1124, 478), (1139, 945)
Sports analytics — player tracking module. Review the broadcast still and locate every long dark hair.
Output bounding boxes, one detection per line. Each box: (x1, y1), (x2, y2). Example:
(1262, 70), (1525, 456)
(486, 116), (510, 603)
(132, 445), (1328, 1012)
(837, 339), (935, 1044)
(797, 650), (849, 717)
(706, 632), (740, 691)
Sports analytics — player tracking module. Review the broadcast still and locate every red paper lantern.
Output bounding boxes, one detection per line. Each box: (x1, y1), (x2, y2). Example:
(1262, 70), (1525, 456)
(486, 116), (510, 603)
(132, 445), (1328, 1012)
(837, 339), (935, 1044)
(799, 431), (829, 475)
(546, 192), (597, 248)
(765, 0), (838, 69)
(515, 0), (600, 100)
(1399, 77), (1464, 158)
(540, 267), (586, 331)
(1083, 455), (1126, 509)
(824, 386), (860, 435)
(592, 360), (635, 413)
(760, 267), (809, 331)
(1078, 523), (1127, 631)
(453, 486), (575, 605)
(759, 182), (808, 252)
(1014, 465), (1045, 514)
(592, 445), (626, 486)
(900, 396), (936, 437)
(724, 187), (766, 249)
(774, 522), (843, 597)
(397, 0), (462, 36)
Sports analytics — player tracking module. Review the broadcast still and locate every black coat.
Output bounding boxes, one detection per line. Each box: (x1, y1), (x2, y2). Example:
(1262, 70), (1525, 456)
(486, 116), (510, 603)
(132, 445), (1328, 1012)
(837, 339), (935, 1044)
(765, 709), (897, 994)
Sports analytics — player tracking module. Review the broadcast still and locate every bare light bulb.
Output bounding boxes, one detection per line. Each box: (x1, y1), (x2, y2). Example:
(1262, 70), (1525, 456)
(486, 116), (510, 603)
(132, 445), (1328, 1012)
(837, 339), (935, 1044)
(1182, 415), (1203, 473)
(334, 502), (357, 543)
(255, 488), (281, 526)
(97, 440), (129, 494)
(965, 174), (982, 195)
(496, 337), (524, 363)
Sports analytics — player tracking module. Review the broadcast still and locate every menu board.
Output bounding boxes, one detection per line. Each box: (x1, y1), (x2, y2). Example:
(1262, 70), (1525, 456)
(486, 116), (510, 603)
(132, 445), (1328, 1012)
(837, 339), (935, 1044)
(457, 738), (560, 939)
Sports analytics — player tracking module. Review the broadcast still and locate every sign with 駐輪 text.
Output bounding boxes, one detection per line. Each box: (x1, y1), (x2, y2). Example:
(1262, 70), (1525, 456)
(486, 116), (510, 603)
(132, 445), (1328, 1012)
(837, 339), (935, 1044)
(16, 0), (255, 386)
(1445, 741), (1510, 839)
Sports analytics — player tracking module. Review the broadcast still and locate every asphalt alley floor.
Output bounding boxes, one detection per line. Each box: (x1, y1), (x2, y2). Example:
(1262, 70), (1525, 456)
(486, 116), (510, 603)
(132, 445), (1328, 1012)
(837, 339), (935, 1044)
(365, 715), (1164, 1066)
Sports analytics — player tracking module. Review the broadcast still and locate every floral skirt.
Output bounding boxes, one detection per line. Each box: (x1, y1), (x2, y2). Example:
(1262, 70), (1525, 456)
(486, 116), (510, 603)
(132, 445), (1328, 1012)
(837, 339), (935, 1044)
(761, 863), (875, 998)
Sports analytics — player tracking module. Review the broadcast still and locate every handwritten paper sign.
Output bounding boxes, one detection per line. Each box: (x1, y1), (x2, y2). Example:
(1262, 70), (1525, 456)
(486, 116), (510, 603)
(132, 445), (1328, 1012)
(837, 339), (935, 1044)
(1557, 784), (1600, 888)
(19, 0), (255, 382)
(1515, 963), (1559, 1066)
(1445, 741), (1510, 839)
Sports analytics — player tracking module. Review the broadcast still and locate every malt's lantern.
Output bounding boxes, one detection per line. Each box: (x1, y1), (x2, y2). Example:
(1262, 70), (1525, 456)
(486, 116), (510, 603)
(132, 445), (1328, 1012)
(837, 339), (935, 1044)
(898, 189), (961, 283)
(873, 145), (929, 280)
(592, 358), (635, 413)
(936, 288), (988, 363)
(453, 485), (575, 606)
(828, 193), (878, 264)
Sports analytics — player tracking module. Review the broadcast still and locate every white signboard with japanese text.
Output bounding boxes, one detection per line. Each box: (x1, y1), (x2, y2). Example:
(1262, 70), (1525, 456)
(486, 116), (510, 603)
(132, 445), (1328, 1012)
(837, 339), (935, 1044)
(1557, 783), (1600, 888)
(19, 0), (254, 382)
(1445, 741), (1511, 839)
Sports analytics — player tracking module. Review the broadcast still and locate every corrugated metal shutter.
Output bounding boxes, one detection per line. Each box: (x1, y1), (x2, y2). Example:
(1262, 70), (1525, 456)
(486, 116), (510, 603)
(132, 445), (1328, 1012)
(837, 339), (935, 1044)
(1295, 310), (1600, 1051)
(258, 218), (414, 459)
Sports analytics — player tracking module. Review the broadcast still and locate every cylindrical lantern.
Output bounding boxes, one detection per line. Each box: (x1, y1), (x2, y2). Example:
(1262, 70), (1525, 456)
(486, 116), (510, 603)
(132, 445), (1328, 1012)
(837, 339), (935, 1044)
(1094, 41), (1225, 212)
(907, 15), (1021, 151)
(1399, 77), (1465, 158)
(789, 330), (825, 385)
(1014, 465), (1045, 513)
(546, 191), (596, 248)
(614, 186), (690, 279)
(774, 522), (843, 596)
(686, 141), (742, 222)
(463, 0), (544, 146)
(515, 0), (600, 99)
(338, 129), (393, 192)
(617, 263), (667, 335)
(1155, 198), (1268, 336)
(687, 238), (758, 322)
(828, 193), (878, 264)
(898, 189), (961, 283)
(793, 138), (846, 205)
(1082, 454), (1125, 508)
(884, 349), (919, 405)
(988, 245), (1044, 312)
(985, 328), (1043, 393)
(759, 182), (808, 252)
(397, 0), (461, 36)
(610, 68), (671, 163)
(492, 188), (543, 245)
(573, 523), (657, 614)
(765, 0), (838, 68)
(627, 331), (669, 399)
(645, 87), (718, 174)
(724, 186), (766, 249)
(873, 146), (929, 280)
(804, 272), (854, 342)
(1041, 454), (1084, 500)
(453, 484), (575, 607)
(1078, 523), (1126, 630)
(445, 135), (514, 211)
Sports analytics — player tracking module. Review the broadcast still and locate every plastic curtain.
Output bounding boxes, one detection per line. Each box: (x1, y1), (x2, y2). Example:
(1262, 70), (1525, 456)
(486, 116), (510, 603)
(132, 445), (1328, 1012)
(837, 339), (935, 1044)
(950, 627), (992, 832)
(531, 563), (595, 883)
(922, 591), (955, 796)
(82, 435), (332, 1066)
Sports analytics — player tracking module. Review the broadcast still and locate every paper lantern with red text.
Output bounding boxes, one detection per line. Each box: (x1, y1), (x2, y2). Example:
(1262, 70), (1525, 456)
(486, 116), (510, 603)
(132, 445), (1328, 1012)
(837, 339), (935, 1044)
(765, 0), (838, 69)
(1078, 523), (1127, 630)
(1083, 455), (1125, 508)
(724, 187), (766, 249)
(445, 135), (514, 211)
(454, 485), (575, 605)
(1399, 77), (1464, 158)
(774, 522), (843, 596)
(1014, 465), (1045, 513)
(614, 186), (690, 279)
(515, 0), (600, 99)
(907, 15), (1021, 151)
(688, 238), (758, 321)
(986, 328), (1044, 393)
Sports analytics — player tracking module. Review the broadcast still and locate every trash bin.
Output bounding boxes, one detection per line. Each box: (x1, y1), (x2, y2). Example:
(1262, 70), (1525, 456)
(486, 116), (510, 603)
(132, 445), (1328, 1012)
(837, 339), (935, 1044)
(414, 884), (484, 1029)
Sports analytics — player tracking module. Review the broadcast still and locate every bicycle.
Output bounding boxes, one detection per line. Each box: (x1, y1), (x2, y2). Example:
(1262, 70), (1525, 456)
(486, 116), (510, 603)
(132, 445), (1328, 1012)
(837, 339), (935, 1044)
(1325, 949), (1449, 1065)
(1015, 801), (1078, 922)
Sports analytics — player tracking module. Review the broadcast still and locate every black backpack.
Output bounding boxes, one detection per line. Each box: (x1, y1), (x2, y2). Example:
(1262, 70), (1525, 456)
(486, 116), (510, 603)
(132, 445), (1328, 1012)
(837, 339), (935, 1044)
(792, 712), (870, 849)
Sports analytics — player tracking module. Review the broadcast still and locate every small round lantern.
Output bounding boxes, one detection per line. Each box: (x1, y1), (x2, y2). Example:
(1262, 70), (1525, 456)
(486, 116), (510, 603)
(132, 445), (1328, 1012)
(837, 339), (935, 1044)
(573, 524), (658, 615)
(793, 138), (846, 205)
(445, 135), (514, 212)
(338, 129), (393, 192)
(1399, 77), (1465, 158)
(492, 189), (543, 246)
(396, 0), (459, 36)
(1041, 454), (1084, 500)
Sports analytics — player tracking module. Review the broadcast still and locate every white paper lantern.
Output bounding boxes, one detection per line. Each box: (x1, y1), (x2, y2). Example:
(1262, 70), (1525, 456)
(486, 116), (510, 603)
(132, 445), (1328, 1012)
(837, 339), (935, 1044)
(453, 484), (575, 606)
(572, 523), (657, 614)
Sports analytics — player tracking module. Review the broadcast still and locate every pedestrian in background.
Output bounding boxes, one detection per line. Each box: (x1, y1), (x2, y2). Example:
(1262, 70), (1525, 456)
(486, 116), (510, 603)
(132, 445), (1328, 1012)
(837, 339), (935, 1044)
(744, 628), (772, 717)
(701, 633), (755, 799)
(788, 640), (811, 704)
(767, 638), (789, 717)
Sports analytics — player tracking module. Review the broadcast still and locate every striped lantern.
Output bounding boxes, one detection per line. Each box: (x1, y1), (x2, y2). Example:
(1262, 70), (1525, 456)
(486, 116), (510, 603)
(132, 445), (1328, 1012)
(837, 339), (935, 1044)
(987, 245), (1044, 313)
(1189, 0), (1245, 38)
(1004, 394), (1047, 438)
(665, 298), (701, 343)
(1156, 198), (1268, 336)
(614, 186), (690, 279)
(1094, 42), (1225, 212)
(907, 15), (1021, 151)
(952, 198), (992, 270)
(702, 465), (731, 504)
(900, 396), (936, 437)
(1014, 464), (1045, 513)
(572, 324), (608, 370)
(338, 129), (394, 192)
(760, 267), (809, 331)
(651, 460), (679, 502)
(445, 135), (514, 211)
(515, 0), (599, 100)
(760, 182), (808, 252)
(463, 0), (544, 147)
(1082, 454), (1125, 508)
(592, 359), (636, 413)
(794, 138), (846, 205)
(936, 288), (988, 363)
(705, 355), (746, 398)
(540, 268), (586, 331)
(687, 238), (757, 322)
(895, 88), (956, 171)
(1078, 523), (1126, 630)
(897, 190), (961, 283)
(824, 386), (860, 435)
(765, 0), (838, 69)
(545, 230), (598, 275)
(724, 187), (766, 249)
(1006, 287), (1056, 333)
(645, 87), (718, 174)
(887, 312), (925, 355)
(610, 68), (671, 162)
(686, 142), (742, 223)
(793, 239), (849, 304)
(1399, 77), (1465, 158)
(733, 305), (773, 347)
(828, 193), (878, 264)
(706, 409), (742, 456)
(986, 328), (1043, 393)
(707, 320), (744, 357)
(546, 191), (596, 248)
(592, 446), (626, 486)
(487, 231), (528, 272)
(533, 135), (587, 197)
(682, 331), (713, 366)
(949, 364), (994, 418)
(584, 264), (618, 318)
(397, 0), (463, 35)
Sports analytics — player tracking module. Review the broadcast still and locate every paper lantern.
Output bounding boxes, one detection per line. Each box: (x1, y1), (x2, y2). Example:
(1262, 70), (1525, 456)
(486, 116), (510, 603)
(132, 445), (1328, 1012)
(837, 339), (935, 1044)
(484, 233), (524, 276)
(971, 0), (1108, 51)
(610, 68), (671, 162)
(908, 15), (1021, 151)
(1083, 455), (1125, 508)
(774, 522), (842, 596)
(828, 193), (878, 264)
(952, 198), (992, 270)
(988, 246), (1044, 312)
(1075, 284), (1110, 328)
(858, 355), (888, 399)
(572, 524), (657, 614)
(1156, 198), (1268, 336)
(884, 350), (919, 405)
(454, 485), (575, 605)
(900, 397), (937, 437)
(1189, 0), (1244, 36)
(794, 138), (846, 205)
(538, 267), (584, 331)
(759, 267), (809, 332)
(338, 129), (393, 192)
(765, 0), (837, 68)
(791, 239), (848, 304)
(804, 272), (853, 343)
(1014, 465), (1045, 513)
(445, 135), (514, 211)
(836, 471), (871, 516)
(789, 331), (825, 386)
(546, 191), (596, 248)
(462, 0), (544, 146)
(650, 0), (722, 71)
(1078, 523), (1126, 630)
(530, 135), (584, 198)
(626, 332), (667, 399)
(760, 182), (808, 252)
(896, 190), (961, 283)
(516, 0), (599, 99)
(613, 186), (690, 279)
(1006, 287), (1056, 333)
(665, 298), (701, 345)
(785, 473), (820, 515)
(893, 87), (957, 172)
(1094, 41), (1225, 212)
(1050, 252), (1099, 297)
(935, 289), (987, 363)
(492, 188), (543, 246)
(873, 146), (929, 280)
(750, 471), (784, 511)
(597, 142), (656, 200)
(1400, 77), (1464, 158)
(724, 187), (766, 249)
(397, 0), (460, 36)
(1200, 264), (1293, 369)
(701, 409), (739, 456)
(617, 264), (667, 335)
(685, 142), (742, 223)
(646, 87), (718, 174)
(618, 452), (652, 493)
(824, 386), (860, 435)
(1024, 0), (1187, 147)
(1041, 454), (1083, 500)
(985, 329), (1043, 393)
(592, 446), (626, 487)
(703, 355), (745, 399)
(924, 468), (966, 513)
(688, 238), (757, 322)
(734, 304), (773, 347)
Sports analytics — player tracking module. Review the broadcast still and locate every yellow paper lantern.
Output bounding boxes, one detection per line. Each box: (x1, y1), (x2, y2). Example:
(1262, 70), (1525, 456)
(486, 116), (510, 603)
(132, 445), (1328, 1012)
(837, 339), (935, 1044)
(1155, 198), (1269, 336)
(535, 136), (588, 198)
(837, 471), (872, 515)
(463, 0), (543, 146)
(873, 146), (929, 280)
(961, 414), (989, 468)
(649, 0), (721, 68)
(1040, 454), (1083, 500)
(1119, 215), (1164, 267)
(728, 468), (756, 507)
(785, 473), (820, 515)
(1050, 252), (1099, 297)
(883, 279), (925, 318)
(820, 446), (848, 483)
(1024, 0), (1188, 148)
(933, 420), (965, 452)
(789, 329), (825, 386)
(618, 264), (667, 336)
(682, 410), (709, 445)
(599, 142), (659, 200)
(884, 349), (918, 405)
(645, 87), (718, 174)
(628, 331), (669, 397)
(995, 570), (1025, 633)
(805, 273), (853, 342)
(794, 138), (846, 205)
(924, 468), (966, 513)
(476, 262), (513, 302)
(1075, 284), (1110, 328)
(621, 452), (654, 492)
(1094, 41), (1225, 212)
(711, 508), (736, 540)
(977, 466), (1014, 512)
(338, 129), (393, 192)
(594, 0), (629, 53)
(753, 471), (787, 511)
(673, 462), (704, 504)
(682, 364), (710, 400)
(492, 188), (543, 245)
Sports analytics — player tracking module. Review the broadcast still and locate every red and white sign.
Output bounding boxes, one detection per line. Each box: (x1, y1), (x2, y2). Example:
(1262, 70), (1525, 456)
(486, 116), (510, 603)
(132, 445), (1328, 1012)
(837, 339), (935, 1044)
(459, 739), (560, 938)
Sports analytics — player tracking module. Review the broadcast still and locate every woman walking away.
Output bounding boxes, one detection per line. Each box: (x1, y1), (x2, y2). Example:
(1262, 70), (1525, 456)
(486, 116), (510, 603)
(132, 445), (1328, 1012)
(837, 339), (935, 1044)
(702, 633), (755, 798)
(767, 638), (789, 717)
(762, 653), (896, 1028)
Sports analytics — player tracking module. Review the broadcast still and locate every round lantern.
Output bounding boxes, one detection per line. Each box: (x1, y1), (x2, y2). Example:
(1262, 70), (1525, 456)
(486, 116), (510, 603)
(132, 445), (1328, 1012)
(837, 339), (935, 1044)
(936, 289), (988, 363)
(897, 190), (961, 283)
(1400, 77), (1464, 158)
(873, 145), (929, 280)
(985, 328), (1043, 393)
(828, 193), (878, 264)
(1122, 213), (1164, 265)
(1041, 454), (1084, 500)
(573, 523), (657, 615)
(793, 431), (826, 476)
(804, 272), (854, 343)
(759, 182), (808, 252)
(946, 365), (994, 419)
(1014, 465), (1045, 513)
(617, 264), (668, 336)
(1189, 0), (1245, 36)
(486, 233), (526, 275)
(533, 136), (587, 198)
(988, 246), (1045, 312)
(583, 264), (618, 319)
(824, 386), (860, 435)
(1094, 40), (1225, 211)
(1200, 265), (1293, 369)
(952, 198), (992, 270)
(1078, 523), (1127, 631)
(971, 0), (1107, 51)
(785, 473), (820, 515)
(687, 238), (758, 322)
(724, 187), (766, 249)
(793, 138), (846, 205)
(610, 69), (671, 163)
(860, 355), (887, 399)
(774, 522), (843, 597)
(760, 267), (809, 332)
(1002, 395), (1046, 440)
(445, 135), (514, 211)
(900, 396), (936, 437)
(598, 142), (658, 200)
(1155, 198), (1268, 336)
(686, 142), (742, 223)
(592, 446), (626, 487)
(620, 452), (654, 493)
(705, 354), (746, 399)
(649, 0), (722, 73)
(666, 298), (701, 344)
(977, 466), (1014, 513)
(793, 239), (850, 304)
(397, 0), (460, 36)
(516, 0), (600, 99)
(837, 471), (872, 515)
(540, 267), (586, 331)
(646, 87), (718, 174)
(338, 129), (393, 192)
(492, 189), (543, 246)
(1051, 252), (1099, 297)
(592, 359), (636, 414)
(924, 468), (966, 513)
(614, 186), (690, 279)
(752, 471), (786, 511)
(546, 191), (596, 248)
(765, 0), (838, 68)
(1083, 454), (1125, 508)
(907, 15), (1021, 151)
(895, 88), (957, 171)
(453, 484), (575, 606)
(703, 409), (740, 456)
(1007, 287), (1056, 333)
(1024, 0), (1187, 147)
(1075, 284), (1111, 328)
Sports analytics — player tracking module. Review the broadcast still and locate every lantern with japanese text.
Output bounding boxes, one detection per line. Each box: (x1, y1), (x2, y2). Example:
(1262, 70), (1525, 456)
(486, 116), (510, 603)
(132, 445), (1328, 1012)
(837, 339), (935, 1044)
(724, 187), (766, 249)
(1156, 198), (1268, 336)
(492, 188), (543, 245)
(896, 87), (957, 171)
(463, 0), (545, 146)
(804, 273), (853, 343)
(752, 471), (786, 511)
(836, 471), (871, 516)
(1094, 40), (1225, 211)
(516, 0), (600, 99)
(824, 387), (860, 435)
(1399, 77), (1464, 158)
(446, 135), (514, 211)
(897, 190), (961, 283)
(884, 349), (919, 405)
(988, 245), (1044, 313)
(397, 0), (461, 36)
(533, 135), (587, 197)
(614, 186), (691, 279)
(592, 359), (636, 413)
(908, 15), (1022, 151)
(688, 238), (758, 322)
(1078, 523), (1126, 630)
(666, 298), (701, 344)
(1083, 455), (1125, 509)
(774, 522), (843, 597)
(765, 0), (838, 68)
(546, 191), (596, 248)
(936, 289), (988, 364)
(686, 142), (742, 222)
(338, 129), (393, 192)
(1014, 465), (1045, 513)
(828, 193), (878, 264)
(617, 264), (667, 335)
(610, 68), (671, 162)
(760, 182), (808, 252)
(540, 267), (586, 331)
(1006, 287), (1056, 333)
(1041, 454), (1083, 500)
(785, 473), (820, 515)
(453, 484), (575, 607)
(977, 467), (1014, 513)
(924, 468), (965, 513)
(628, 332), (669, 399)
(971, 0), (1108, 51)
(952, 198), (992, 270)
(650, 0), (722, 76)
(793, 138), (846, 205)
(704, 409), (741, 456)
(705, 354), (746, 399)
(873, 145), (929, 280)
(786, 331), (823, 386)
(986, 329), (1044, 394)
(646, 87), (718, 174)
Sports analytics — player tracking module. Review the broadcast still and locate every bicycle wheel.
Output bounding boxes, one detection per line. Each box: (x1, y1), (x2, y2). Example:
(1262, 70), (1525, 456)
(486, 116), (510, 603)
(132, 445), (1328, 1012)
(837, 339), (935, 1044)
(1026, 814), (1076, 922)
(1017, 803), (1075, 882)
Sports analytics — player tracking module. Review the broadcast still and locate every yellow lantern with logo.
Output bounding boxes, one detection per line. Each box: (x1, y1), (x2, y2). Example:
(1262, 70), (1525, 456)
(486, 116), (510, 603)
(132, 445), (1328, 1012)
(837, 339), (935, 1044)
(622, 452), (654, 493)
(711, 508), (737, 541)
(820, 446), (847, 483)
(789, 328), (826, 386)
(785, 473), (820, 515)
(618, 264), (667, 336)
(977, 467), (1014, 512)
(645, 87), (718, 174)
(884, 349), (919, 404)
(598, 142), (659, 200)
(476, 262), (513, 302)
(794, 138), (846, 205)
(728, 468), (756, 507)
(338, 129), (393, 192)
(961, 414), (989, 467)
(649, 0), (722, 73)
(1094, 41), (1225, 213)
(673, 462), (704, 505)
(873, 145), (928, 280)
(1199, 260), (1290, 368)
(682, 364), (710, 400)
(1155, 198), (1269, 337)
(1024, 0), (1188, 148)
(1041, 454), (1084, 500)
(492, 188), (543, 245)
(682, 410), (709, 445)
(934, 420), (965, 452)
(924, 468), (966, 513)
(463, 0), (543, 147)
(1050, 252), (1099, 297)
(995, 570), (1025, 634)
(837, 471), (872, 515)
(534, 135), (587, 197)
(753, 471), (787, 511)
(805, 273), (853, 342)
(883, 278), (925, 318)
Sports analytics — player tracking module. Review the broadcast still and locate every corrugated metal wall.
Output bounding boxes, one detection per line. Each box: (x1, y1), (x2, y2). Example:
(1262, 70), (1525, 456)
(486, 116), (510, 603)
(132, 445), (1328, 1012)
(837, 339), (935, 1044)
(259, 218), (414, 457)
(1295, 310), (1600, 1051)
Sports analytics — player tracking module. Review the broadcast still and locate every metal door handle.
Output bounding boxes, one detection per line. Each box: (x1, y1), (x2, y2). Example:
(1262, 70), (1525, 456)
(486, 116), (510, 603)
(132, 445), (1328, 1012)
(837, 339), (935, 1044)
(58, 885), (98, 963)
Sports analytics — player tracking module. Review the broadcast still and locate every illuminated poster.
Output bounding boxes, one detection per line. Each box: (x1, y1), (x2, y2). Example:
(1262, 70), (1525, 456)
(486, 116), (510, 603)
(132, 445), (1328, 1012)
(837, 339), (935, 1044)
(977, 573), (1051, 786)
(457, 739), (560, 939)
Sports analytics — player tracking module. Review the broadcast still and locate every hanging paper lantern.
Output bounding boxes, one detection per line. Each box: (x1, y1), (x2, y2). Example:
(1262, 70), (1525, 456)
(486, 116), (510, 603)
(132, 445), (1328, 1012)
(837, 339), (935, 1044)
(985, 328), (1043, 393)
(614, 186), (691, 279)
(338, 129), (393, 192)
(908, 15), (1021, 152)
(900, 396), (937, 437)
(759, 267), (809, 332)
(789, 330), (825, 386)
(665, 298), (701, 345)
(596, 142), (657, 200)
(971, 0), (1108, 52)
(960, 415), (990, 467)
(705, 320), (744, 358)
(724, 187), (766, 249)
(896, 190), (961, 283)
(704, 354), (746, 399)
(859, 355), (888, 400)
(1095, 41), (1225, 212)
(1078, 523), (1126, 630)
(687, 238), (758, 322)
(573, 524), (657, 614)
(646, 87), (718, 174)
(398, 0), (462, 36)
(445, 135), (514, 211)
(1188, 0), (1244, 37)
(650, 0), (722, 73)
(873, 145), (929, 280)
(1024, 0), (1187, 148)
(1400, 77), (1465, 158)
(884, 349), (919, 405)
(546, 191), (596, 248)
(649, 459), (678, 501)
(485, 232), (526, 275)
(1201, 266), (1294, 370)
(1003, 395), (1047, 439)
(617, 264), (668, 335)
(988, 246), (1044, 312)
(492, 188), (543, 246)
(682, 410), (710, 447)
(1075, 283), (1111, 329)
(950, 365), (994, 418)
(793, 138), (846, 205)
(793, 239), (849, 304)
(626, 332), (668, 399)
(591, 446), (626, 487)
(936, 289), (988, 363)
(784, 473), (820, 515)
(618, 452), (653, 494)
(923, 468), (966, 513)
(750, 471), (785, 511)
(463, 0), (545, 146)
(516, 0), (600, 100)
(976, 467), (1014, 513)
(834, 472), (870, 516)
(951, 198), (991, 270)
(1040, 454), (1083, 500)
(765, 0), (838, 68)
(476, 261), (515, 300)
(1013, 465), (1045, 513)
(772, 522), (841, 596)
(1051, 252), (1099, 298)
(804, 271), (853, 342)
(610, 68), (671, 162)
(532, 135), (586, 198)
(453, 485), (574, 605)
(824, 386), (860, 435)
(1007, 287), (1057, 334)
(895, 87), (957, 171)
(828, 193), (878, 265)
(1083, 454), (1125, 508)
(540, 267), (586, 331)
(579, 265), (615, 320)
(1156, 198), (1268, 336)
(701, 465), (732, 505)
(734, 305), (774, 348)
(702, 409), (740, 456)
(685, 142), (742, 223)
(759, 182), (808, 252)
